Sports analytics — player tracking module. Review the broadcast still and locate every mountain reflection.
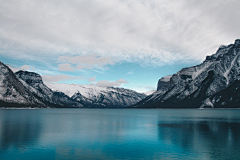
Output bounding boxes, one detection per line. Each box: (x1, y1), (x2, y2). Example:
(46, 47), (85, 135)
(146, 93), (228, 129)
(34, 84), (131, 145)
(158, 120), (240, 159)
(0, 110), (42, 150)
(1, 109), (240, 159)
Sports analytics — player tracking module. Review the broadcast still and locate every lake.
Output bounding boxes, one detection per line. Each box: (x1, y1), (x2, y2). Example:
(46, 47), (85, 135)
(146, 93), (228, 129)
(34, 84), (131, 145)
(0, 109), (239, 160)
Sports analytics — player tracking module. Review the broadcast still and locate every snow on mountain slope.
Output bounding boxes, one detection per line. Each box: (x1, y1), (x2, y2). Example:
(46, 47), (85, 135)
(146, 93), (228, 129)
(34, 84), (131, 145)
(134, 39), (240, 108)
(144, 90), (156, 95)
(46, 83), (112, 98)
(0, 62), (45, 107)
(46, 83), (146, 107)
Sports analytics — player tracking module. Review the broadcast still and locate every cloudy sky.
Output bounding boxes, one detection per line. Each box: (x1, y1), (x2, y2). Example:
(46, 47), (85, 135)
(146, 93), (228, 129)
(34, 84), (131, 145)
(0, 0), (240, 92)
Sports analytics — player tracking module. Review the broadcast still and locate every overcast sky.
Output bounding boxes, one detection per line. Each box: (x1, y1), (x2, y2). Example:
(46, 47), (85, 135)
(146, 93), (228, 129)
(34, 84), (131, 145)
(1, 0), (240, 92)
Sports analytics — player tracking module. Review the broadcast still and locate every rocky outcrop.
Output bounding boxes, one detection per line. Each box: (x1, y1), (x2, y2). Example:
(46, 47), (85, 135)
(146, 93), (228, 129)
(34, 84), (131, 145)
(157, 75), (172, 91)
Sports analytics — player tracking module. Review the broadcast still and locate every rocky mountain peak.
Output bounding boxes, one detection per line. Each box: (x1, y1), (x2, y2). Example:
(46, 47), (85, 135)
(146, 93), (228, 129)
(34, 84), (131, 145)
(157, 75), (172, 91)
(15, 71), (43, 85)
(234, 39), (240, 46)
(204, 39), (240, 63)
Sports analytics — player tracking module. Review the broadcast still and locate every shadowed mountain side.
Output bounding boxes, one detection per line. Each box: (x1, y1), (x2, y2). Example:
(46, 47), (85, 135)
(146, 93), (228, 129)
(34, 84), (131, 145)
(210, 79), (240, 108)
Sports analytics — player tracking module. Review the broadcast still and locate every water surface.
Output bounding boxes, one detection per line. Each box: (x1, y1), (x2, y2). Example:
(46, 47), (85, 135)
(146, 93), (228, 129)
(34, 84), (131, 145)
(0, 109), (239, 159)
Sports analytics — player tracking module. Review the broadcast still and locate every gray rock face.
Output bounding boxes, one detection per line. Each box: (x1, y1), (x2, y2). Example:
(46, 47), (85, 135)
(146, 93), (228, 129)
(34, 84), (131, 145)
(157, 75), (172, 91)
(16, 71), (43, 84)
(134, 39), (240, 108)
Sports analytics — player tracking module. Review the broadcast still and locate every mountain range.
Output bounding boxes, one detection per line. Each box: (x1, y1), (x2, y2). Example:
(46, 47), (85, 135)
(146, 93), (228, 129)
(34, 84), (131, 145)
(133, 39), (240, 108)
(46, 83), (146, 108)
(1, 39), (240, 108)
(0, 62), (146, 108)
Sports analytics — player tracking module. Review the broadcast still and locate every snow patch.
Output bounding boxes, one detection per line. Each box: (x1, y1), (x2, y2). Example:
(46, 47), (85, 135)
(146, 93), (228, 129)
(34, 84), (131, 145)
(144, 90), (156, 95)
(223, 55), (239, 85)
(200, 98), (214, 108)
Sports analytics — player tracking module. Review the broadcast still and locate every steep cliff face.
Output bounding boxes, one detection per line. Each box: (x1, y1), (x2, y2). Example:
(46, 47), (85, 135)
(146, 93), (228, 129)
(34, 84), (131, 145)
(157, 75), (172, 91)
(134, 39), (240, 108)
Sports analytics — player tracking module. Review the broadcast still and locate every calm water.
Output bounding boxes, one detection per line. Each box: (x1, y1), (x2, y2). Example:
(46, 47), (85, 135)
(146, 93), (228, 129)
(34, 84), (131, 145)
(0, 109), (240, 160)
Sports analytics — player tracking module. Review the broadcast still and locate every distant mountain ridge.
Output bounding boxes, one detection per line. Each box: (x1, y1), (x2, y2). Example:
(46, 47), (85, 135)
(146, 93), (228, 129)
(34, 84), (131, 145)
(0, 62), (146, 108)
(46, 83), (146, 107)
(133, 39), (240, 108)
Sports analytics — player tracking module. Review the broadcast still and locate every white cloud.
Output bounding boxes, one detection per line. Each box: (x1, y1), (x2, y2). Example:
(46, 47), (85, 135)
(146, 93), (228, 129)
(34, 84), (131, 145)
(88, 76), (96, 82)
(127, 71), (134, 75)
(95, 80), (120, 87)
(116, 79), (128, 83)
(7, 64), (34, 72)
(58, 54), (117, 70)
(58, 63), (74, 71)
(0, 0), (240, 66)
(95, 78), (128, 87)
(42, 75), (84, 83)
(20, 65), (31, 70)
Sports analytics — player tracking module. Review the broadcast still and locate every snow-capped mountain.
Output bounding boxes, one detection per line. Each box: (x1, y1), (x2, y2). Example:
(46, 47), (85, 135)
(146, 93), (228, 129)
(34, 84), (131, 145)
(134, 39), (240, 108)
(0, 62), (87, 108)
(46, 83), (146, 107)
(0, 62), (45, 107)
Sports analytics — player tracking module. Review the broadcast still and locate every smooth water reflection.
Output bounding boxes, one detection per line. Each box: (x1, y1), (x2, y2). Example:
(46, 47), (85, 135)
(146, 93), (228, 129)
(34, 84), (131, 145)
(0, 109), (239, 159)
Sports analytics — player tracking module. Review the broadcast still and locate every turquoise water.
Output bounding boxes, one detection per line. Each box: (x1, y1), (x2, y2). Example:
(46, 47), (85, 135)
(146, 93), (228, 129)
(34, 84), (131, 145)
(0, 109), (240, 160)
